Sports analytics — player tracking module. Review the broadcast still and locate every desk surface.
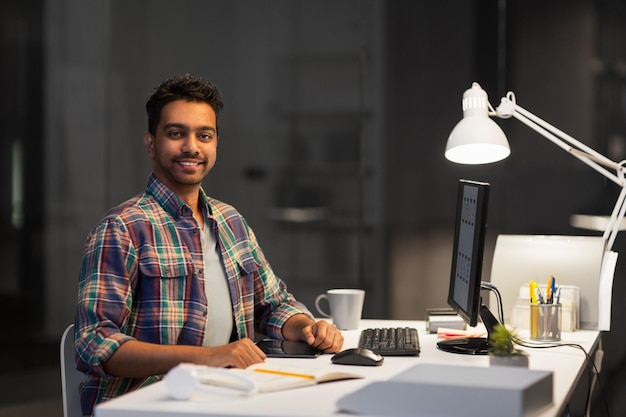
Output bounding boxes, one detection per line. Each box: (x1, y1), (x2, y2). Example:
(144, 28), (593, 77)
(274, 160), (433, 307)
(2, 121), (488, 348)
(94, 319), (599, 417)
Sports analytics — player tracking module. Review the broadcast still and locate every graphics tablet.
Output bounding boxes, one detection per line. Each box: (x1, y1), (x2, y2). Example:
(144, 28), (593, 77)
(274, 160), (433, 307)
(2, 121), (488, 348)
(256, 340), (322, 358)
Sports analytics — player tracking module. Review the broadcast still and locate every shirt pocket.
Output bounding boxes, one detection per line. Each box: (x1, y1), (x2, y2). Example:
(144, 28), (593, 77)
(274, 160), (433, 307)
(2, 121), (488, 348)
(137, 244), (195, 278)
(135, 245), (203, 344)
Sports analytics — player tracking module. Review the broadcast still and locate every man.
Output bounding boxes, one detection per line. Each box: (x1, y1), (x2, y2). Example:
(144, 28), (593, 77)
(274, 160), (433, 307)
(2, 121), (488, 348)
(75, 74), (344, 416)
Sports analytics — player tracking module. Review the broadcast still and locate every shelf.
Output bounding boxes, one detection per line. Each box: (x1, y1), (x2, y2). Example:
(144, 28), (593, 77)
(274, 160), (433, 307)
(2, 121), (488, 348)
(570, 214), (626, 231)
(269, 207), (329, 223)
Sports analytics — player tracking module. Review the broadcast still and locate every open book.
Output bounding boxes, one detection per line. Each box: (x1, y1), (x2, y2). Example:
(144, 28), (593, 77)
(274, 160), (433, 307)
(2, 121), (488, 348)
(245, 363), (363, 393)
(165, 363), (363, 400)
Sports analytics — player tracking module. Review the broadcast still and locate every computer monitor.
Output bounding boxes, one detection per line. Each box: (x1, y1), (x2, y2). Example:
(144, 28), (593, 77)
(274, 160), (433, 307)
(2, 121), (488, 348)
(437, 179), (500, 355)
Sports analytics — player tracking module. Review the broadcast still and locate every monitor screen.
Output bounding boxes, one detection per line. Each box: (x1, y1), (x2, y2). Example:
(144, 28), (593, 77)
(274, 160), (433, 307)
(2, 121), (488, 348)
(437, 179), (499, 355)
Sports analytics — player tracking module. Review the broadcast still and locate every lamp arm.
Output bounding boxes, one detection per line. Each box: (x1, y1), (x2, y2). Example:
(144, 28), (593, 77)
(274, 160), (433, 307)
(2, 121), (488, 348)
(496, 93), (626, 252)
(497, 96), (624, 185)
(513, 102), (622, 171)
(511, 108), (624, 185)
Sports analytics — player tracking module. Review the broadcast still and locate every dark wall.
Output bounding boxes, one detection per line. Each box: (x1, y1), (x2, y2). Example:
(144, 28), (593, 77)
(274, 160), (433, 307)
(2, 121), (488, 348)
(385, 1), (476, 231)
(385, 0), (602, 235)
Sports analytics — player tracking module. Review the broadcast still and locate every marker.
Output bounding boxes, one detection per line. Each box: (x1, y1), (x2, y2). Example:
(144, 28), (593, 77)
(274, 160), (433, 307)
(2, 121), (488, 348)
(530, 281), (538, 304)
(530, 280), (539, 339)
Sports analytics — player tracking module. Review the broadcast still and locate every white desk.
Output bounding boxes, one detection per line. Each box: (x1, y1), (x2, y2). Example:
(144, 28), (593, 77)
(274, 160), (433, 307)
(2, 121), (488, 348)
(95, 319), (599, 417)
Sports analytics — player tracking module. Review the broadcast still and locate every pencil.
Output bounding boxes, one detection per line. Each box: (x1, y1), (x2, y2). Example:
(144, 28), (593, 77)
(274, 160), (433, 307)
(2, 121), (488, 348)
(253, 368), (315, 380)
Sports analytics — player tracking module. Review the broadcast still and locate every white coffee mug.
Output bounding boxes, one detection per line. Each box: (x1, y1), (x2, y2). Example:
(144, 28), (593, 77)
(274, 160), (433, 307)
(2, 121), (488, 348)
(315, 289), (365, 330)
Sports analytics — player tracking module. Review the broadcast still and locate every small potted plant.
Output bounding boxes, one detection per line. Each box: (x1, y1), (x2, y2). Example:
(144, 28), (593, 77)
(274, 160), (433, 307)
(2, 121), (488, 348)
(488, 324), (528, 367)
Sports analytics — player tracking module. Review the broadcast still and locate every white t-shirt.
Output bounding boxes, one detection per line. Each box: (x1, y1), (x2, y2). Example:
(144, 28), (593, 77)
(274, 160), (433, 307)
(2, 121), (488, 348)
(201, 223), (234, 347)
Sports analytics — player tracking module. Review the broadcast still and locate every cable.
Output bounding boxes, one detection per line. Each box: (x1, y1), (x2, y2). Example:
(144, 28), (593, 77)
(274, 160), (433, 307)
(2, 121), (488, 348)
(480, 281), (504, 323)
(587, 338), (604, 417)
(511, 336), (610, 417)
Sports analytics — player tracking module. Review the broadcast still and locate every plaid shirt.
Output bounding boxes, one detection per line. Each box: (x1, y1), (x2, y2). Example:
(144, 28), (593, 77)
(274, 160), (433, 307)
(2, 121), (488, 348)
(75, 174), (312, 415)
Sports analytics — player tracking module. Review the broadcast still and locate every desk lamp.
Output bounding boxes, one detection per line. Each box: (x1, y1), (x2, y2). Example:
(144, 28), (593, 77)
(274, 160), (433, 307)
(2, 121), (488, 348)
(445, 82), (626, 330)
(446, 82), (626, 252)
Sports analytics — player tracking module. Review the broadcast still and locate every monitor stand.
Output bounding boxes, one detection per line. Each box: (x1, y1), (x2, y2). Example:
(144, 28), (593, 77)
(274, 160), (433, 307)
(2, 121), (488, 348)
(436, 336), (489, 355)
(436, 305), (499, 355)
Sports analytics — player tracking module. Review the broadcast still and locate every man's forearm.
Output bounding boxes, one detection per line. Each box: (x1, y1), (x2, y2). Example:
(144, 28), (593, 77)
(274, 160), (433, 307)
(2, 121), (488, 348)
(281, 314), (315, 341)
(103, 340), (206, 378)
(103, 337), (267, 378)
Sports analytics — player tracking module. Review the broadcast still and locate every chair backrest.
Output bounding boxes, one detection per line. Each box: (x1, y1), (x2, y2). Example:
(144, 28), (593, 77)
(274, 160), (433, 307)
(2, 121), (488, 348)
(60, 324), (87, 417)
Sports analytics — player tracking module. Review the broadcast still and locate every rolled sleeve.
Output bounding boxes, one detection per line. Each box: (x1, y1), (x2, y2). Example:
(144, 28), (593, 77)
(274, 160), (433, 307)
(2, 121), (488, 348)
(76, 324), (135, 376)
(75, 217), (137, 376)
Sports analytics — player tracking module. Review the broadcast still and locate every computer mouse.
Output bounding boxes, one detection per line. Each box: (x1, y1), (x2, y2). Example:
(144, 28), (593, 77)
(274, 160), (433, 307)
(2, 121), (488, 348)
(331, 348), (384, 366)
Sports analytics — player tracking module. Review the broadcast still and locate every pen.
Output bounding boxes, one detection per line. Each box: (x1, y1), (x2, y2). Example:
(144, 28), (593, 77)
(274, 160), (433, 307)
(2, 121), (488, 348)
(551, 276), (557, 303)
(536, 286), (545, 304)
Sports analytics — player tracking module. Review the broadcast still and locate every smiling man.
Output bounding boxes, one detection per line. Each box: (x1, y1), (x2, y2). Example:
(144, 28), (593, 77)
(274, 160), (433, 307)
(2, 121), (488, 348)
(74, 74), (343, 416)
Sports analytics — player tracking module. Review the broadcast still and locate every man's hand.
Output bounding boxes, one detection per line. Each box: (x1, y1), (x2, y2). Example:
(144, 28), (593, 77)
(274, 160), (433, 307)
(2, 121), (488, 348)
(302, 320), (344, 353)
(283, 314), (344, 353)
(202, 338), (267, 368)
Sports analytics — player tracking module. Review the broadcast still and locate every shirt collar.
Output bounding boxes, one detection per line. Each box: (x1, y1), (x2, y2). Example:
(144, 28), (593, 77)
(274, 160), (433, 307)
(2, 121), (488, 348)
(146, 173), (211, 220)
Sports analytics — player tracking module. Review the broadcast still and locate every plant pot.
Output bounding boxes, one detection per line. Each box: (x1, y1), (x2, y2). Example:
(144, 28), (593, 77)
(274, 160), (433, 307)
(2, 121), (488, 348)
(489, 354), (529, 368)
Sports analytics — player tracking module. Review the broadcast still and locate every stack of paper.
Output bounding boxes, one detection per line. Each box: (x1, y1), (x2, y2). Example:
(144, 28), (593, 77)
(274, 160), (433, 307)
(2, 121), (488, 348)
(426, 313), (466, 333)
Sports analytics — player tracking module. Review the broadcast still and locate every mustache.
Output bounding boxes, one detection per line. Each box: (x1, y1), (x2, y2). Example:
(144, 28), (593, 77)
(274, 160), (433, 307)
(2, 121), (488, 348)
(176, 151), (204, 159)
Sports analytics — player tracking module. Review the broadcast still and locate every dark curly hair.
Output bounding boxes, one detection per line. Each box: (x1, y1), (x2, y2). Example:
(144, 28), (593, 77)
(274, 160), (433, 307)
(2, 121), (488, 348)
(146, 74), (224, 135)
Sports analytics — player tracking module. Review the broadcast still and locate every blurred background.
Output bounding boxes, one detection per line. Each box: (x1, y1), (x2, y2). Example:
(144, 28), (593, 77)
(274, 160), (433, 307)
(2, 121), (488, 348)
(1, 0), (625, 415)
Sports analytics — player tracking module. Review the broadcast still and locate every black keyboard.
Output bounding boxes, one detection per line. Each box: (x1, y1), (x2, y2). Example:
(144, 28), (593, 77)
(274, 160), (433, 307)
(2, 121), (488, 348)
(358, 327), (420, 356)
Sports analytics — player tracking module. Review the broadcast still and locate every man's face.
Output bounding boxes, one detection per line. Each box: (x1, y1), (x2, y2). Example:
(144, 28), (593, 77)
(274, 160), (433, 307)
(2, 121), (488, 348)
(144, 99), (218, 195)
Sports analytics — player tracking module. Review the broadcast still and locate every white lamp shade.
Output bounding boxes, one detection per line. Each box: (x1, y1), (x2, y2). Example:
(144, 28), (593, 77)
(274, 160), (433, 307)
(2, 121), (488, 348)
(445, 82), (511, 164)
(445, 116), (511, 164)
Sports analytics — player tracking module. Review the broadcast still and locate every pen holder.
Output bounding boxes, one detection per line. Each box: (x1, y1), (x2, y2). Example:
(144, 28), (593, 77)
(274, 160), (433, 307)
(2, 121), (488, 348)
(530, 303), (561, 341)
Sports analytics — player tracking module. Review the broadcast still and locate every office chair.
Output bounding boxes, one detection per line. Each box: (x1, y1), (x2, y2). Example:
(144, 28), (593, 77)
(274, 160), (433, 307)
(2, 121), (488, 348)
(60, 324), (87, 417)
